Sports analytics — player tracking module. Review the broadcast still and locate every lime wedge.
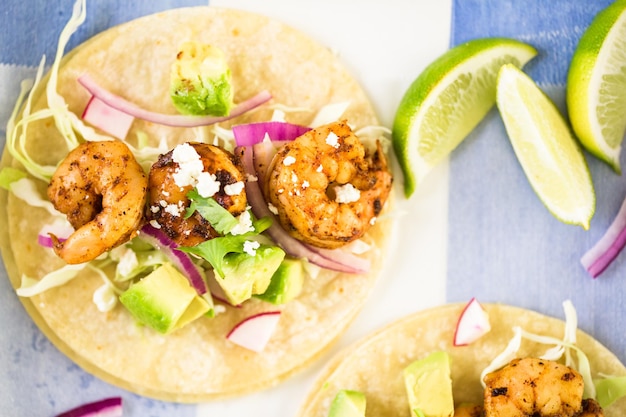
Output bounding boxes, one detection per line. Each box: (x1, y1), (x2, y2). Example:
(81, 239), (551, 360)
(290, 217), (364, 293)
(497, 64), (595, 229)
(567, 0), (626, 173)
(392, 38), (537, 197)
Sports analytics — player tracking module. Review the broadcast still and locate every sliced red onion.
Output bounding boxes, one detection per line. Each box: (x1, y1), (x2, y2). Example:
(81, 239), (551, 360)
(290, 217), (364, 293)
(238, 145), (370, 274)
(55, 397), (122, 417)
(38, 220), (74, 248)
(232, 121), (310, 146)
(252, 139), (278, 186)
(581, 195), (626, 278)
(81, 95), (135, 139)
(453, 297), (491, 346)
(226, 311), (281, 352)
(77, 73), (272, 128)
(138, 224), (208, 294)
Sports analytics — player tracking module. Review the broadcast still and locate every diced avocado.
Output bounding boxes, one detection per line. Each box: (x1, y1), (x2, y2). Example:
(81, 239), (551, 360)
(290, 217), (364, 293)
(403, 351), (454, 417)
(170, 41), (233, 116)
(256, 258), (304, 305)
(327, 389), (366, 417)
(215, 245), (285, 305)
(119, 263), (211, 334)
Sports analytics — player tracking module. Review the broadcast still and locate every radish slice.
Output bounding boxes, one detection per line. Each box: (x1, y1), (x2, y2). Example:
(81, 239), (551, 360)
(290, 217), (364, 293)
(227, 311), (281, 352)
(237, 145), (370, 274)
(77, 73), (272, 128)
(38, 219), (74, 248)
(55, 397), (122, 417)
(81, 95), (135, 139)
(138, 224), (208, 295)
(581, 195), (626, 278)
(453, 298), (491, 346)
(232, 121), (310, 146)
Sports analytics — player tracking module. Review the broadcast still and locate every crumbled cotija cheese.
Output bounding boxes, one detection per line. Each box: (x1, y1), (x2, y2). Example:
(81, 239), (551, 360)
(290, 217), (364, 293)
(172, 143), (204, 187)
(224, 181), (245, 196)
(325, 132), (340, 148)
(243, 240), (261, 256)
(334, 183), (361, 203)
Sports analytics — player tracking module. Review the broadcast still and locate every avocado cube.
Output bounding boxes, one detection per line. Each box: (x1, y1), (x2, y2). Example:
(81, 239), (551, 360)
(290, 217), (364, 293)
(328, 389), (366, 417)
(216, 245), (285, 305)
(403, 351), (454, 417)
(256, 258), (304, 304)
(119, 263), (211, 334)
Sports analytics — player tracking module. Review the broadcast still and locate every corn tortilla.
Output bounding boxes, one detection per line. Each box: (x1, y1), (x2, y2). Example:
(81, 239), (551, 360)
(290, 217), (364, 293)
(0, 7), (393, 401)
(297, 303), (626, 417)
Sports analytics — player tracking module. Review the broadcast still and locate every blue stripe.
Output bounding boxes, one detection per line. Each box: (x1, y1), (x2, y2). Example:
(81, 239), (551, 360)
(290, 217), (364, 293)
(1, 2), (207, 416)
(2, 0), (207, 67)
(448, 0), (626, 364)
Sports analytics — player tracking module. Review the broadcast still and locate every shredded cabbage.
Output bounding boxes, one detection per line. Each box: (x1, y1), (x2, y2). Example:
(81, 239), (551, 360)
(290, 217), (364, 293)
(595, 375), (626, 408)
(0, 167), (27, 190)
(16, 263), (86, 297)
(480, 300), (601, 400)
(9, 178), (63, 217)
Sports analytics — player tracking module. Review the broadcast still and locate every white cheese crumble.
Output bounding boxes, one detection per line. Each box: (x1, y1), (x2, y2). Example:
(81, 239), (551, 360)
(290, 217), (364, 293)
(164, 203), (184, 217)
(246, 174), (258, 182)
(149, 220), (162, 229)
(325, 132), (340, 148)
(283, 155), (296, 166)
(243, 240), (261, 256)
(93, 283), (117, 313)
(224, 181), (245, 196)
(291, 173), (299, 183)
(230, 211), (255, 235)
(116, 249), (139, 278)
(334, 183), (361, 204)
(172, 143), (204, 187)
(316, 164), (324, 173)
(150, 205), (160, 214)
(268, 202), (279, 215)
(302, 180), (310, 189)
(196, 172), (220, 198)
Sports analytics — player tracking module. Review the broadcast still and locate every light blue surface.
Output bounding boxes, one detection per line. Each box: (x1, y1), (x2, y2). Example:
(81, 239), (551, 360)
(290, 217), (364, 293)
(0, 1), (205, 415)
(448, 0), (626, 363)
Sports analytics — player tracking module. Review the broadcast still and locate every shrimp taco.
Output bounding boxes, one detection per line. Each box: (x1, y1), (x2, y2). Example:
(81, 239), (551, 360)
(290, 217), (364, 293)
(297, 302), (626, 417)
(0, 1), (394, 401)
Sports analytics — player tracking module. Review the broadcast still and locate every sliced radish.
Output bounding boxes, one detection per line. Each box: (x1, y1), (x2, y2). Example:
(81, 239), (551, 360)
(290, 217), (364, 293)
(453, 298), (491, 346)
(55, 397), (122, 417)
(226, 311), (281, 352)
(81, 95), (135, 139)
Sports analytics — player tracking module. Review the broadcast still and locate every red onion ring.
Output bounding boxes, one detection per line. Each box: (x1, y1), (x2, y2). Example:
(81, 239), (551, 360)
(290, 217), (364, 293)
(138, 224), (208, 294)
(581, 195), (626, 278)
(77, 73), (272, 128)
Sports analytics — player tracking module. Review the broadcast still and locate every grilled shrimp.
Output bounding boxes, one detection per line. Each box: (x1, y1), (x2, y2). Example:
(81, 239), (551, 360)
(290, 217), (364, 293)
(48, 140), (148, 264)
(147, 142), (247, 246)
(483, 358), (588, 417)
(266, 120), (392, 249)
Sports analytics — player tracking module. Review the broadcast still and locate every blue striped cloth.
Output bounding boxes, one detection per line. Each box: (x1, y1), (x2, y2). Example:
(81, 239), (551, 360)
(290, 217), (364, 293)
(448, 0), (626, 364)
(0, 1), (205, 415)
(2, 1), (625, 416)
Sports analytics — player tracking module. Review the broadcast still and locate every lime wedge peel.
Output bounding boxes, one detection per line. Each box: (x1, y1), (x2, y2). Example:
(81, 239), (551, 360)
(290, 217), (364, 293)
(497, 64), (596, 230)
(567, 0), (626, 174)
(392, 38), (537, 197)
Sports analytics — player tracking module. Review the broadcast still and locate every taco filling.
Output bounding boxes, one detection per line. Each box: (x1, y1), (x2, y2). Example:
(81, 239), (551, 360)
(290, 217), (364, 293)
(297, 302), (626, 417)
(0, 0), (394, 401)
